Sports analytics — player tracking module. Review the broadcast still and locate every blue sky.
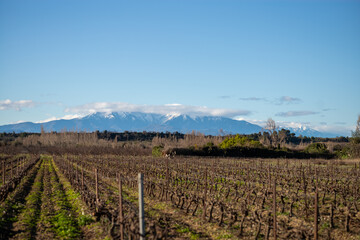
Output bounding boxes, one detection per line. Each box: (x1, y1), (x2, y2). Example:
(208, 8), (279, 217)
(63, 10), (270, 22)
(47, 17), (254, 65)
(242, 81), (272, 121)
(1, 0), (359, 136)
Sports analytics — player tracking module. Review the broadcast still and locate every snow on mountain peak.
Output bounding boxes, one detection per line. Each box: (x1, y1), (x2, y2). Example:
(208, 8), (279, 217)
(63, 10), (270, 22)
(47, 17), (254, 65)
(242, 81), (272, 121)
(104, 113), (115, 119)
(165, 113), (181, 121)
(278, 121), (308, 130)
(36, 114), (83, 123)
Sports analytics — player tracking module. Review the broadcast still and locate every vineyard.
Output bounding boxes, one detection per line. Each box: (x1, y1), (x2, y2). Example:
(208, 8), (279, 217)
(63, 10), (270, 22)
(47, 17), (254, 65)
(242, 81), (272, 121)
(0, 154), (359, 239)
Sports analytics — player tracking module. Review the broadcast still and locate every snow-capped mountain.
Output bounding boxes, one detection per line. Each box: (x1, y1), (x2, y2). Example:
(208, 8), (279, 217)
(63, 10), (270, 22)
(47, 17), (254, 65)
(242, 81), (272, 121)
(273, 122), (341, 138)
(0, 112), (340, 137)
(284, 126), (339, 138)
(0, 112), (262, 135)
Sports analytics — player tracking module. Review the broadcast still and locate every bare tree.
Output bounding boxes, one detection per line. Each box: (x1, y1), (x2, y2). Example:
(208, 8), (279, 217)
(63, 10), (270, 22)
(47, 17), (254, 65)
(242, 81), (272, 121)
(265, 118), (278, 147)
(265, 118), (277, 133)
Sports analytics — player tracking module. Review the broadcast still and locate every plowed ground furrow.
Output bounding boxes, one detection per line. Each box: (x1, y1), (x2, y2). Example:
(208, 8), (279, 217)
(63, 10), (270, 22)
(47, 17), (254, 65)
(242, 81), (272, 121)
(49, 158), (82, 239)
(10, 159), (45, 239)
(35, 159), (56, 240)
(0, 159), (42, 239)
(52, 159), (110, 240)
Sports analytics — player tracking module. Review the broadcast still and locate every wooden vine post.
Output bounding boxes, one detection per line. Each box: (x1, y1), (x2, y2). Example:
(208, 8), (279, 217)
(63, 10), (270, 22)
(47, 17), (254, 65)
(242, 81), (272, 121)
(2, 161), (5, 184)
(273, 175), (277, 240)
(75, 164), (78, 182)
(95, 168), (99, 207)
(314, 167), (319, 240)
(138, 173), (145, 240)
(10, 160), (13, 179)
(303, 168), (308, 219)
(166, 157), (169, 201)
(314, 184), (319, 240)
(81, 165), (84, 190)
(203, 167), (208, 221)
(118, 173), (124, 240)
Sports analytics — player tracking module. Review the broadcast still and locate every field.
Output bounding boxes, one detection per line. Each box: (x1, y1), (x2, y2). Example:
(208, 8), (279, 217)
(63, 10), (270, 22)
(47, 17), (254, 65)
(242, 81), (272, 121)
(0, 154), (359, 239)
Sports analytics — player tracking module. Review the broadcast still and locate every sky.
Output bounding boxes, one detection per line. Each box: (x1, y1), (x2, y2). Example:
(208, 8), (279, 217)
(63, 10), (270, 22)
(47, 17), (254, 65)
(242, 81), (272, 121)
(0, 0), (359, 136)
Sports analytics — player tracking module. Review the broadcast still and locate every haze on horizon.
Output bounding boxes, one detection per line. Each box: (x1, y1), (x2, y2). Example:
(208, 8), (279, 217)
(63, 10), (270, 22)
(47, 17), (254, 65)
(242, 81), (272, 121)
(1, 0), (359, 137)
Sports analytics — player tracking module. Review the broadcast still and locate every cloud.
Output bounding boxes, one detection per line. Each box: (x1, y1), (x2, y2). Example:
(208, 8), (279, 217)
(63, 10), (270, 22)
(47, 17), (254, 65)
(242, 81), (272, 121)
(276, 111), (318, 117)
(218, 95), (231, 99)
(322, 108), (335, 112)
(65, 102), (251, 118)
(238, 96), (301, 104)
(277, 121), (351, 136)
(221, 116), (353, 136)
(312, 125), (353, 137)
(239, 97), (267, 101)
(35, 114), (84, 123)
(234, 117), (267, 126)
(235, 118), (311, 129)
(0, 99), (36, 111)
(276, 96), (301, 105)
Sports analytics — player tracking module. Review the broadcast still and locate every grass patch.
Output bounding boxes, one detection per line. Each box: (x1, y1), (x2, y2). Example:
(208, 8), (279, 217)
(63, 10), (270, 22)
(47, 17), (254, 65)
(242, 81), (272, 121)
(51, 156), (109, 239)
(52, 211), (80, 239)
(175, 223), (201, 239)
(217, 233), (233, 239)
(78, 214), (94, 227)
(50, 159), (81, 239)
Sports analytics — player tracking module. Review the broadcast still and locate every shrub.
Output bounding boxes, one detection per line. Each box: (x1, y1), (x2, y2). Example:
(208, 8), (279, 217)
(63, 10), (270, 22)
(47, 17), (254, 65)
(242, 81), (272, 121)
(152, 145), (164, 157)
(219, 135), (263, 149)
(249, 140), (263, 148)
(305, 143), (329, 154)
(77, 215), (94, 226)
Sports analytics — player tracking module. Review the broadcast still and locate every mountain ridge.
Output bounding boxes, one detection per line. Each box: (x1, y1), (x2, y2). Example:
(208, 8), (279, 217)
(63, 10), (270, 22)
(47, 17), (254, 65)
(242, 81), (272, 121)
(0, 112), (340, 137)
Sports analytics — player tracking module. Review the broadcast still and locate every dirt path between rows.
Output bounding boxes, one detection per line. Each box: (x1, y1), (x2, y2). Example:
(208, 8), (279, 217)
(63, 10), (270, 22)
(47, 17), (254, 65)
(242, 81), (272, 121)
(0, 158), (42, 239)
(10, 158), (45, 239)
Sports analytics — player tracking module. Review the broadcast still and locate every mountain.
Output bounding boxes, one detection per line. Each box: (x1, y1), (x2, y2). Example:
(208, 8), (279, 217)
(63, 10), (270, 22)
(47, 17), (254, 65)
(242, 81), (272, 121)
(0, 112), (340, 137)
(0, 112), (262, 135)
(284, 126), (340, 138)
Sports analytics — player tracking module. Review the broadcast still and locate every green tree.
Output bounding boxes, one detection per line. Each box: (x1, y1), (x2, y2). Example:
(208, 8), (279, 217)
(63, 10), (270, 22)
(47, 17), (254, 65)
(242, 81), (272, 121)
(350, 115), (360, 157)
(351, 115), (360, 139)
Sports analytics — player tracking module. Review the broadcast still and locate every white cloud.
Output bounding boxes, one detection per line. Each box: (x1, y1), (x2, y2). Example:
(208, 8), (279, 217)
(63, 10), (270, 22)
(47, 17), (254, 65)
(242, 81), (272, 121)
(36, 114), (84, 123)
(275, 121), (351, 136)
(277, 121), (310, 129)
(0, 99), (36, 111)
(233, 118), (307, 129)
(312, 125), (353, 136)
(239, 97), (267, 101)
(234, 116), (352, 136)
(219, 95), (231, 99)
(276, 111), (318, 117)
(273, 96), (302, 105)
(280, 96), (301, 103)
(238, 96), (301, 105)
(65, 102), (251, 118)
(234, 117), (267, 126)
(14, 120), (27, 124)
(164, 103), (182, 106)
